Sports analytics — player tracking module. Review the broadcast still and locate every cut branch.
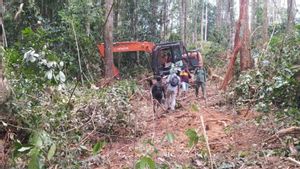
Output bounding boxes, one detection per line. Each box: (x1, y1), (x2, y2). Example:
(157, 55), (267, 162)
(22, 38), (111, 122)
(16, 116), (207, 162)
(265, 126), (300, 143)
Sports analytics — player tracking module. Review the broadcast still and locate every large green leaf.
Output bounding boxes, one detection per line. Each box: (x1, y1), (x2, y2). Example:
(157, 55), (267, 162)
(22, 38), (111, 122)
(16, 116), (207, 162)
(29, 132), (43, 148)
(185, 129), (199, 148)
(92, 141), (106, 155)
(135, 156), (156, 169)
(47, 144), (56, 161)
(28, 147), (41, 169)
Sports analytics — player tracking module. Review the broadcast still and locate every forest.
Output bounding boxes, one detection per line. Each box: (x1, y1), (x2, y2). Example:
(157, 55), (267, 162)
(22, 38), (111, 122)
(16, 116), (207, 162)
(0, 0), (299, 169)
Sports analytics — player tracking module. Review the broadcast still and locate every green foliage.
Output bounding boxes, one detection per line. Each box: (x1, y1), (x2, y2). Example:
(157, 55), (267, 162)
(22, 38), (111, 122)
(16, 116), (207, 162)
(190, 103), (200, 112)
(135, 156), (156, 169)
(185, 129), (199, 148)
(200, 41), (226, 68)
(47, 143), (56, 161)
(4, 27), (66, 99)
(164, 133), (175, 144)
(169, 33), (181, 42)
(92, 141), (106, 155)
(5, 79), (138, 168)
(230, 25), (300, 118)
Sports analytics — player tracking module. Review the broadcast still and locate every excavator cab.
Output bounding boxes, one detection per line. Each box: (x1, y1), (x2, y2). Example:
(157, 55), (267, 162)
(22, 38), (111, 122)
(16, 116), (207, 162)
(98, 41), (200, 77)
(151, 41), (188, 76)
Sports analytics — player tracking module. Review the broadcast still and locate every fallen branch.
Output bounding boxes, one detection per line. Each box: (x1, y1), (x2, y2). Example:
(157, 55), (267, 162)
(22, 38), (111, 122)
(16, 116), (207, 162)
(14, 3), (24, 21)
(286, 157), (300, 167)
(200, 116), (214, 169)
(265, 126), (300, 143)
(71, 20), (84, 84)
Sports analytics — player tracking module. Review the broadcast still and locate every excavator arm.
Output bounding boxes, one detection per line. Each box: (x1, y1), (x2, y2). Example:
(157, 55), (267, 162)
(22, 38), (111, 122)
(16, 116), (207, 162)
(98, 41), (155, 57)
(98, 41), (155, 77)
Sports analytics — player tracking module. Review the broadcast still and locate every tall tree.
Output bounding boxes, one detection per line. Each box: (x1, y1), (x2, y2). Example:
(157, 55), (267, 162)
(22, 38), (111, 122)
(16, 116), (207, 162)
(180, 0), (187, 45)
(150, 0), (158, 39)
(204, 2), (208, 41)
(221, 0), (253, 90)
(104, 0), (114, 78)
(200, 0), (205, 41)
(251, 0), (257, 32)
(240, 0), (252, 71)
(287, 0), (296, 32)
(192, 0), (198, 43)
(160, 0), (168, 41)
(216, 0), (222, 30)
(0, 0), (9, 108)
(262, 0), (268, 44)
(228, 0), (235, 49)
(113, 0), (120, 29)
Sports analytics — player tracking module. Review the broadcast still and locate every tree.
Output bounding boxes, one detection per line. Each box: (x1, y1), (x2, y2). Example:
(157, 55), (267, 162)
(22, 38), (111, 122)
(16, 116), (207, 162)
(240, 0), (252, 71)
(180, 0), (187, 45)
(221, 0), (253, 90)
(200, 0), (205, 41)
(287, 0), (296, 32)
(216, 0), (222, 30)
(160, 0), (169, 41)
(262, 0), (268, 44)
(251, 0), (257, 32)
(192, 0), (198, 44)
(104, 0), (114, 78)
(204, 2), (208, 41)
(113, 0), (120, 30)
(150, 0), (158, 39)
(0, 0), (9, 108)
(228, 0), (235, 49)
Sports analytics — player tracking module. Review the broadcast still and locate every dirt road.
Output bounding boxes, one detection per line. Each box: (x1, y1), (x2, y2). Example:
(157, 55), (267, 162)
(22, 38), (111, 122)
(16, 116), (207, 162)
(96, 82), (297, 169)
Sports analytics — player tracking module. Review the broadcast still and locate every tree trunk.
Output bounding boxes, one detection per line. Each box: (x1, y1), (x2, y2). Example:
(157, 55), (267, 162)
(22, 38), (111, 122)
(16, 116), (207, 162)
(240, 0), (253, 71)
(150, 0), (158, 39)
(184, 0), (187, 45)
(287, 0), (296, 32)
(180, 0), (187, 45)
(216, 0), (222, 30)
(200, 0), (205, 41)
(262, 0), (268, 45)
(104, 0), (114, 78)
(192, 0), (198, 44)
(251, 0), (257, 32)
(228, 0), (235, 50)
(0, 0), (9, 108)
(164, 0), (169, 40)
(113, 0), (119, 30)
(133, 0), (139, 64)
(221, 0), (251, 90)
(204, 3), (208, 41)
(86, 0), (92, 37)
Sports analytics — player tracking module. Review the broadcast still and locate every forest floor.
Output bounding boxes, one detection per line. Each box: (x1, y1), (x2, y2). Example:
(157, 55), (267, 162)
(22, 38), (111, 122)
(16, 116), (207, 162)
(0, 77), (298, 168)
(95, 80), (299, 169)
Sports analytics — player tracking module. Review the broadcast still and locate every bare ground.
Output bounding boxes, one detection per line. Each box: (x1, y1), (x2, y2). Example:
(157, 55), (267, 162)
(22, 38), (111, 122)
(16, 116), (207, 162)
(94, 81), (299, 169)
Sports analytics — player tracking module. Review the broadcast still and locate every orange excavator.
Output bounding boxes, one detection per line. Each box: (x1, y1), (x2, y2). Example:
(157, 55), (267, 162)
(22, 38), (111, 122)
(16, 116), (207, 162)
(98, 41), (202, 77)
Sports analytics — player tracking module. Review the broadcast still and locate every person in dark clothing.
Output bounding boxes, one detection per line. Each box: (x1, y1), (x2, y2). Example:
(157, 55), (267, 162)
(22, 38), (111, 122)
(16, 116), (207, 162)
(194, 66), (208, 99)
(151, 76), (165, 104)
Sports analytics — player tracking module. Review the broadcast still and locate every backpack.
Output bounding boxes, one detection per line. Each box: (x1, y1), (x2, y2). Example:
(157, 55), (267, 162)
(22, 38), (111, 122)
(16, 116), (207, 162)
(195, 68), (205, 82)
(152, 84), (163, 98)
(170, 75), (179, 87)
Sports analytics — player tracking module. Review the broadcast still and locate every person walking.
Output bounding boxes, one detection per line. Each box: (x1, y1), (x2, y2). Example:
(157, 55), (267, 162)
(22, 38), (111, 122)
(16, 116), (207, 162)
(166, 66), (181, 111)
(194, 66), (207, 99)
(180, 68), (191, 96)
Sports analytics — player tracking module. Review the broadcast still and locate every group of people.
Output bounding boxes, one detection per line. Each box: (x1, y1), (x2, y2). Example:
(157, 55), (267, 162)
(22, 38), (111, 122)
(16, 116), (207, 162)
(152, 64), (208, 112)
